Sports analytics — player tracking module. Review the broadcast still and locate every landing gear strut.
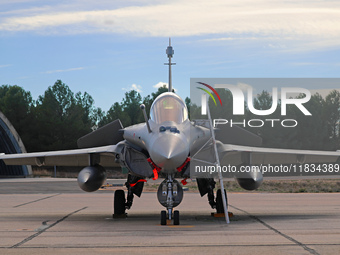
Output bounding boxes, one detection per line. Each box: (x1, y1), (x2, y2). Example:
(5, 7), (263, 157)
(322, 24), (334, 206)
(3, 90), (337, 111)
(197, 178), (229, 214)
(157, 175), (183, 225)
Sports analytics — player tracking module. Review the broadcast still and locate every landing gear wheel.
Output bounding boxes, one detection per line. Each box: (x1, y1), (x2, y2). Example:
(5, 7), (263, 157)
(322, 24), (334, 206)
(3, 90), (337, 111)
(161, 210), (167, 225)
(114, 190), (126, 215)
(174, 210), (180, 225)
(216, 189), (227, 214)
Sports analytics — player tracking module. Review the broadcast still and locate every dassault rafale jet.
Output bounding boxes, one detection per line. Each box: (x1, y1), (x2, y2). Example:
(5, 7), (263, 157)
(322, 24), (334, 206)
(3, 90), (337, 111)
(1, 41), (340, 225)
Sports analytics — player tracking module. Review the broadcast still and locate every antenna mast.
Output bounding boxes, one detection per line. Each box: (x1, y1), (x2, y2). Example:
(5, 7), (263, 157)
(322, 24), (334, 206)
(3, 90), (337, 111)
(165, 38), (176, 92)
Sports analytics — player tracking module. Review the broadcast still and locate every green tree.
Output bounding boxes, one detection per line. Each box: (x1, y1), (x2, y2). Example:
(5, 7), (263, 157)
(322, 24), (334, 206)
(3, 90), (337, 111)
(0, 85), (36, 153)
(245, 90), (285, 148)
(151, 85), (170, 100)
(32, 80), (95, 151)
(99, 102), (130, 127)
(75, 91), (95, 125)
(92, 107), (106, 129)
(0, 85), (33, 137)
(207, 88), (247, 122)
(289, 93), (329, 150)
(122, 90), (143, 125)
(246, 91), (336, 150)
(324, 90), (340, 150)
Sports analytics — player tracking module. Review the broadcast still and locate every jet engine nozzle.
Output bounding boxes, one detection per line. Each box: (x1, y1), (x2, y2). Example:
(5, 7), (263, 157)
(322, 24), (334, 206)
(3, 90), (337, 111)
(77, 165), (106, 192)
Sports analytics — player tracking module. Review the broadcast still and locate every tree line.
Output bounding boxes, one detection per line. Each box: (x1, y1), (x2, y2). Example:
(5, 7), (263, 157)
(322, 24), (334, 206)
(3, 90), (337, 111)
(1, 80), (340, 152)
(0, 80), (176, 152)
(190, 89), (340, 151)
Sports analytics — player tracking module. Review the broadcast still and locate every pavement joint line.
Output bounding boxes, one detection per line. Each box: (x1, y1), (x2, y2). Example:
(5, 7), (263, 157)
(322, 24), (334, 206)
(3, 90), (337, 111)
(13, 193), (61, 208)
(10, 206), (88, 249)
(229, 204), (320, 255)
(1, 244), (340, 249)
(0, 243), (339, 250)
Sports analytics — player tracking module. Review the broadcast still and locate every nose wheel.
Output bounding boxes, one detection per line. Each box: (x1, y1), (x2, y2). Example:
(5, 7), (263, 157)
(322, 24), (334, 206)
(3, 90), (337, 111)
(160, 210), (180, 225)
(173, 210), (180, 225)
(158, 175), (183, 225)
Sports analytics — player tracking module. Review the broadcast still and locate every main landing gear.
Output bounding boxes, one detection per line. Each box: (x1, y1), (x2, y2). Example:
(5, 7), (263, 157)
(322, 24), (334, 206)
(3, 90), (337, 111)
(157, 175), (183, 225)
(113, 189), (126, 216)
(113, 175), (144, 218)
(197, 178), (228, 214)
(215, 188), (228, 214)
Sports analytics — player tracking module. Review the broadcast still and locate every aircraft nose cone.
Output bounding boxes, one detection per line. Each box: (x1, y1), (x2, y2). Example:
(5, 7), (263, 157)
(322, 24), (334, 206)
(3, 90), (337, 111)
(150, 134), (189, 170)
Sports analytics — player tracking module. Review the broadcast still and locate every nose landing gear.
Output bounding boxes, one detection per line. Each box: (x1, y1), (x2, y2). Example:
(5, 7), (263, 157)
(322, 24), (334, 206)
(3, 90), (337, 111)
(157, 175), (183, 225)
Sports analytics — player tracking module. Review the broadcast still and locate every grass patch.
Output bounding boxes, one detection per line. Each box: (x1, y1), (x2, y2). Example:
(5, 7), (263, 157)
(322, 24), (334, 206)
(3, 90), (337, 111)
(254, 179), (340, 193)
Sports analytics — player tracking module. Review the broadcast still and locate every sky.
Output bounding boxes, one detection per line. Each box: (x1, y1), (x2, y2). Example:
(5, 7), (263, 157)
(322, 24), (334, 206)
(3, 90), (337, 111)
(1, 0), (340, 112)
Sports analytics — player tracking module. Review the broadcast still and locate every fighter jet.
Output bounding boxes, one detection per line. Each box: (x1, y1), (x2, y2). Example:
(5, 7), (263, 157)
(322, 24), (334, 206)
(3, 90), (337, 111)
(1, 41), (339, 225)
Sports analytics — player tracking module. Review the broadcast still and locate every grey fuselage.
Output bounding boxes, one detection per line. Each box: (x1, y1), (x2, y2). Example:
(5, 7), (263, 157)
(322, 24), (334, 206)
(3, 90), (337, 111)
(122, 92), (210, 174)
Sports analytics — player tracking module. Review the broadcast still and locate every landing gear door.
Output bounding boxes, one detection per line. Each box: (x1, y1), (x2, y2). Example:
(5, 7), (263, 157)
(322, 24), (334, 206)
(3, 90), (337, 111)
(124, 146), (154, 178)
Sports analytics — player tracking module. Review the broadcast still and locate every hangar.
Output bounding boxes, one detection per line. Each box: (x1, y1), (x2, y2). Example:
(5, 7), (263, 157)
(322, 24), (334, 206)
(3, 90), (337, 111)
(0, 111), (32, 177)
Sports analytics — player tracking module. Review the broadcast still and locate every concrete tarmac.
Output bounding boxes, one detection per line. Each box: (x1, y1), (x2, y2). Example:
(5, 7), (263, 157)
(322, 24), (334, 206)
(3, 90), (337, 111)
(0, 178), (339, 255)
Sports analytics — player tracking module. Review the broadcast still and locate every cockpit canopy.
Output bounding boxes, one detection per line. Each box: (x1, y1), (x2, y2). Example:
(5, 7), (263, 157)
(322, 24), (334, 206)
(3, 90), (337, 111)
(150, 92), (188, 124)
